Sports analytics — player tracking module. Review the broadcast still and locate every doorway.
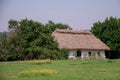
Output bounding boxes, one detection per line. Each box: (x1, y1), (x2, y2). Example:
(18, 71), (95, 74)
(77, 51), (81, 57)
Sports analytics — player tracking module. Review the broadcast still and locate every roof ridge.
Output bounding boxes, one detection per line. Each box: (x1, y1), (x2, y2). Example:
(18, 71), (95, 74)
(55, 29), (92, 35)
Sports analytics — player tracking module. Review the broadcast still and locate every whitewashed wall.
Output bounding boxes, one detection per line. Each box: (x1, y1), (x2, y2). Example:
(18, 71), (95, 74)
(90, 51), (106, 59)
(68, 50), (106, 59)
(81, 51), (89, 59)
(100, 51), (106, 59)
(68, 51), (76, 59)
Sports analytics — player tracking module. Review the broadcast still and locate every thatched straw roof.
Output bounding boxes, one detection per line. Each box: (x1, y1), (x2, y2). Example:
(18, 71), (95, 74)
(52, 29), (110, 51)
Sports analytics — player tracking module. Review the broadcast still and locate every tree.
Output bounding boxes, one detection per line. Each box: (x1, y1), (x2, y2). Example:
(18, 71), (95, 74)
(0, 32), (9, 61)
(0, 19), (71, 61)
(8, 19), (19, 32)
(45, 20), (71, 33)
(91, 17), (120, 51)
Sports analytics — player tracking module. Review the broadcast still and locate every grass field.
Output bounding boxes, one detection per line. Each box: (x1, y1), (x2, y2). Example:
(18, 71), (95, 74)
(0, 59), (120, 80)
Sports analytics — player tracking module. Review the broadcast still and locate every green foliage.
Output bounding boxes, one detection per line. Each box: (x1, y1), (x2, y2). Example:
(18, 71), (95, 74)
(45, 20), (71, 33)
(0, 32), (9, 61)
(91, 17), (120, 51)
(0, 19), (70, 61)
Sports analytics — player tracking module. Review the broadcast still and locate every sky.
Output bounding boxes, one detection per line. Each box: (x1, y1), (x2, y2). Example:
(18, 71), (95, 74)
(0, 0), (120, 32)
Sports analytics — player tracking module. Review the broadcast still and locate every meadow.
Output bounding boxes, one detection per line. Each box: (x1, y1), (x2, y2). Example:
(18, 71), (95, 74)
(0, 59), (120, 80)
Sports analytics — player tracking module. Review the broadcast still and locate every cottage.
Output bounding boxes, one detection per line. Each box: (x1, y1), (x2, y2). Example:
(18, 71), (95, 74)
(52, 29), (110, 59)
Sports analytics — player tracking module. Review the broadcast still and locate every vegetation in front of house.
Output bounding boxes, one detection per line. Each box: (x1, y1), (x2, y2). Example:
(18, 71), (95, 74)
(0, 60), (120, 80)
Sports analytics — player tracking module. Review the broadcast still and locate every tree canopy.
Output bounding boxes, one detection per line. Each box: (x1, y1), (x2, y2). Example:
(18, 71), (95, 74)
(91, 17), (120, 51)
(0, 19), (71, 61)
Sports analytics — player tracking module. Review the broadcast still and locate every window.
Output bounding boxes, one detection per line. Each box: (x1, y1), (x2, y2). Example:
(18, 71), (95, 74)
(89, 52), (91, 56)
(77, 51), (81, 57)
(98, 52), (101, 56)
(91, 52), (96, 56)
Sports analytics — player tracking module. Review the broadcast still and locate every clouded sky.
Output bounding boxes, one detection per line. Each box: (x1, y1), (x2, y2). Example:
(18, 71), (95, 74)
(0, 0), (120, 32)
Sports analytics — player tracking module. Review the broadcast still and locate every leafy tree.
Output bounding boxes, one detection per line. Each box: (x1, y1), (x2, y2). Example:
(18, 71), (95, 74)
(0, 19), (70, 61)
(45, 20), (71, 33)
(8, 19), (19, 32)
(91, 17), (120, 51)
(0, 32), (9, 61)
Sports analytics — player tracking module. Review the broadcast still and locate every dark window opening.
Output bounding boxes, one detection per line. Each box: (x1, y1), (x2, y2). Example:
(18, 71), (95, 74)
(77, 51), (81, 57)
(89, 52), (91, 56)
(98, 52), (101, 56)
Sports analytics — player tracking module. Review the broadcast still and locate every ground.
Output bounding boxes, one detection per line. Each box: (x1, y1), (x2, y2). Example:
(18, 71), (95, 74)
(0, 59), (120, 80)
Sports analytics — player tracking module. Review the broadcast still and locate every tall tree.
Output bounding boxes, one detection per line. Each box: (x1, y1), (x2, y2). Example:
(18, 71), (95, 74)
(45, 20), (71, 33)
(91, 17), (120, 51)
(1, 19), (70, 61)
(0, 32), (9, 61)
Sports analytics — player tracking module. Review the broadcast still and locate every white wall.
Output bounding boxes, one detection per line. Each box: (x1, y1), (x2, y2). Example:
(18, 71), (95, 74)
(100, 51), (106, 59)
(68, 51), (76, 59)
(81, 51), (106, 59)
(68, 50), (106, 59)
(91, 51), (106, 59)
(81, 51), (89, 59)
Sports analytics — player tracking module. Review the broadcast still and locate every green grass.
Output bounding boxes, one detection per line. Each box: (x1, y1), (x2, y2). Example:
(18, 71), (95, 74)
(0, 59), (120, 80)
